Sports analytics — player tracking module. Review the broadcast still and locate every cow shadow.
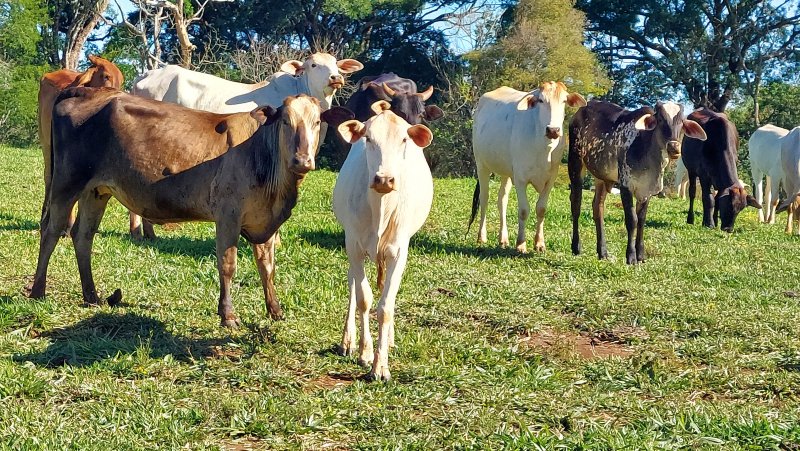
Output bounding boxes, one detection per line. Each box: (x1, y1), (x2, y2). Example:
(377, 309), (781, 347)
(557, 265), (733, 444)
(14, 312), (233, 368)
(0, 212), (39, 232)
(100, 231), (217, 259)
(297, 229), (344, 251)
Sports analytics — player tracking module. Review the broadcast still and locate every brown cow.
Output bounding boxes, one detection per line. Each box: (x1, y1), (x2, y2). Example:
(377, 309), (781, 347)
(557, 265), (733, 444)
(38, 55), (124, 231)
(26, 87), (353, 327)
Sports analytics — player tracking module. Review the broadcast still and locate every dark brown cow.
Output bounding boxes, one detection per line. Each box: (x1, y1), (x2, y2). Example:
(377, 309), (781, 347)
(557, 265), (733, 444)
(569, 100), (707, 264)
(681, 108), (761, 232)
(38, 55), (124, 230)
(26, 87), (353, 327)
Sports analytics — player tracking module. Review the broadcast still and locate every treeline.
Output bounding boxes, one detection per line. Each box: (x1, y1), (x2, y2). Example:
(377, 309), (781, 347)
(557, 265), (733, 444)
(1, 0), (799, 176)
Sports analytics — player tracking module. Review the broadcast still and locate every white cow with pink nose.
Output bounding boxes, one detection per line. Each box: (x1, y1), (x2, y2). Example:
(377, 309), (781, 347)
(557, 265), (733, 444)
(332, 102), (434, 381)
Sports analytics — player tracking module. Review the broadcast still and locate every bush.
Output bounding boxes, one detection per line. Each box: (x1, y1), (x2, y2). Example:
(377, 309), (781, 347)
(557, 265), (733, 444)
(0, 63), (48, 146)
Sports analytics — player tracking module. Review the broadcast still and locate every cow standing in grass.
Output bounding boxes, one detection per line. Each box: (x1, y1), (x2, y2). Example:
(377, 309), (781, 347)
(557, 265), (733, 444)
(749, 124), (788, 224)
(569, 101), (707, 264)
(682, 108), (760, 232)
(333, 102), (434, 381)
(777, 127), (800, 234)
(469, 82), (586, 253)
(27, 87), (352, 327)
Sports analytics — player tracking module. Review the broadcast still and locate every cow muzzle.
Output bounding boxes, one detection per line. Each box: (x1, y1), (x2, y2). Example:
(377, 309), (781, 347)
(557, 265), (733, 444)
(545, 126), (561, 140)
(329, 75), (344, 90)
(291, 154), (315, 173)
(666, 140), (681, 160)
(370, 174), (395, 193)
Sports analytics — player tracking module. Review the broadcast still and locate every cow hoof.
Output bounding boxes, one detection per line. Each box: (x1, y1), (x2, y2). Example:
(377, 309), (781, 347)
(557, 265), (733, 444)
(337, 343), (355, 357)
(516, 243), (527, 253)
(367, 368), (391, 382)
(130, 229), (143, 241)
(220, 317), (242, 328)
(106, 289), (123, 307)
(358, 356), (372, 368)
(572, 244), (581, 256)
(268, 307), (285, 321)
(24, 282), (45, 299)
(534, 242), (545, 253)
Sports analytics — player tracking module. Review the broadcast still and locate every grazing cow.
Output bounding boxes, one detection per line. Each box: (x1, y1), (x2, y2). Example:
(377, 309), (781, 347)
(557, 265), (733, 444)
(38, 55), (124, 230)
(776, 127), (800, 234)
(129, 53), (363, 239)
(749, 124), (788, 223)
(26, 87), (353, 327)
(468, 82), (586, 253)
(333, 102), (434, 381)
(569, 101), (707, 264)
(674, 156), (689, 198)
(682, 108), (760, 232)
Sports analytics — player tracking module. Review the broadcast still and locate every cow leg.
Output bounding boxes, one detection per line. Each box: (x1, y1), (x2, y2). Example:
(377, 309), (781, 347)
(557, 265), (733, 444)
(513, 180), (530, 253)
(769, 176), (780, 224)
(129, 212), (143, 240)
(215, 220), (241, 328)
(532, 181), (553, 252)
(635, 197), (649, 262)
(592, 180), (609, 259)
(72, 191), (112, 306)
(340, 238), (374, 364)
(370, 240), (409, 382)
(620, 187), (638, 265)
(762, 175), (771, 223)
(497, 176), (512, 248)
(787, 202), (794, 234)
(252, 238), (284, 320)
(700, 178), (715, 228)
(476, 164), (491, 244)
(143, 220), (157, 240)
(687, 173), (697, 224)
(753, 170), (765, 222)
(568, 151), (585, 255)
(26, 195), (77, 299)
(794, 202), (800, 236)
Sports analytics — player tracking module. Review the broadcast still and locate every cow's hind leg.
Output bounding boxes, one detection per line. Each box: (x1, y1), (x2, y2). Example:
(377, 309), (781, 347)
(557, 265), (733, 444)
(699, 177), (716, 228)
(215, 216), (242, 328)
(620, 187), (638, 265)
(72, 190), (115, 306)
(635, 197), (650, 262)
(763, 175), (772, 224)
(533, 180), (554, 252)
(592, 180), (610, 259)
(497, 175), (512, 248)
(753, 169), (765, 222)
(252, 238), (284, 320)
(568, 148), (584, 255)
(687, 173), (697, 224)
(476, 163), (491, 244)
(26, 194), (78, 298)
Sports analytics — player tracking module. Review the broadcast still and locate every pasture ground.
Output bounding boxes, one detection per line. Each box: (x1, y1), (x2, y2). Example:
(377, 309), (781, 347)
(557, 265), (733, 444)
(1, 145), (799, 449)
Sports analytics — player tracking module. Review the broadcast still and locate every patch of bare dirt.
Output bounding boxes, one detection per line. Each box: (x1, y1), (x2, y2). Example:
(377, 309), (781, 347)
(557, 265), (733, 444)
(203, 345), (243, 360)
(307, 372), (357, 391)
(220, 437), (265, 450)
(521, 327), (634, 360)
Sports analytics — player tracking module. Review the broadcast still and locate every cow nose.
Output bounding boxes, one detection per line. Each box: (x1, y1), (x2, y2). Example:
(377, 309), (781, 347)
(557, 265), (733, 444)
(292, 155), (314, 172)
(545, 126), (561, 139)
(667, 141), (681, 160)
(371, 175), (395, 193)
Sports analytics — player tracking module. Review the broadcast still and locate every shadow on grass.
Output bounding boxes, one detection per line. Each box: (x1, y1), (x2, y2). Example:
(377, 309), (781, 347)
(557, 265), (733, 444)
(0, 212), (39, 232)
(15, 312), (233, 368)
(102, 231), (217, 259)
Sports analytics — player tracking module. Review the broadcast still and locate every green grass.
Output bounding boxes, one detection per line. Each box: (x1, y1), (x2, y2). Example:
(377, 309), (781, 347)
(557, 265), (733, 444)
(1, 144), (800, 449)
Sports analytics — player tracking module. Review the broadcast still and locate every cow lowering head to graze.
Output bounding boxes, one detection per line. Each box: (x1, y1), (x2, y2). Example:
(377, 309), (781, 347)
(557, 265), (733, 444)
(25, 87), (353, 327)
(776, 127), (800, 234)
(333, 102), (434, 381)
(38, 55), (124, 232)
(681, 108), (760, 232)
(468, 82), (586, 253)
(569, 100), (707, 264)
(748, 124), (788, 224)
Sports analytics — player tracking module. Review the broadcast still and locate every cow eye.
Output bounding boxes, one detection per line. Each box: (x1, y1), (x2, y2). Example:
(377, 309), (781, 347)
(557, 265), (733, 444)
(402, 137), (407, 143)
(365, 137), (371, 143)
(311, 64), (317, 68)
(315, 120), (321, 126)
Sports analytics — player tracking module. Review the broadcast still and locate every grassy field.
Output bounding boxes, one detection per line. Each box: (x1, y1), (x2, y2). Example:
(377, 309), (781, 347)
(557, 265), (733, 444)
(1, 144), (800, 449)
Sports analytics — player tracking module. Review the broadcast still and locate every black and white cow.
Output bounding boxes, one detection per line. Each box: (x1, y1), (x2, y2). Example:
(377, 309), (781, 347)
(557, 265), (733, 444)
(682, 108), (761, 232)
(568, 100), (707, 264)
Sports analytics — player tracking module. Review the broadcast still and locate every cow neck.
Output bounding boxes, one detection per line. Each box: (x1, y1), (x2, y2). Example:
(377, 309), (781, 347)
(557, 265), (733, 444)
(294, 74), (332, 110)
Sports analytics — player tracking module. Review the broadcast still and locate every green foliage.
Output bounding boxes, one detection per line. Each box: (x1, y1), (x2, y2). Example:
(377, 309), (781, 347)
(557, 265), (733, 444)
(0, 0), (47, 62)
(0, 64), (48, 146)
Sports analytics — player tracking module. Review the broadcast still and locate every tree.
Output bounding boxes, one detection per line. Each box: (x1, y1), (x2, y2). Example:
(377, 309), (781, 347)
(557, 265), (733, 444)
(578, 0), (800, 112)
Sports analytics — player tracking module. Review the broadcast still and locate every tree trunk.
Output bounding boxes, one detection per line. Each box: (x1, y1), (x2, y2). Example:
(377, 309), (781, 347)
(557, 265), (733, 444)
(61, 0), (110, 70)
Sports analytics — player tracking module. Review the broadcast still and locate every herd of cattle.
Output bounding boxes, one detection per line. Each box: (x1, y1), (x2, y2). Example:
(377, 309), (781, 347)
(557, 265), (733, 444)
(21, 53), (800, 380)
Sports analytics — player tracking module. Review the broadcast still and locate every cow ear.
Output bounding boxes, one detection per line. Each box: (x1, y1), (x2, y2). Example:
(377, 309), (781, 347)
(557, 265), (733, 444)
(321, 106), (355, 127)
(338, 120), (366, 144)
(250, 105), (280, 125)
(424, 105), (444, 121)
(87, 54), (101, 66)
(567, 92), (587, 108)
(280, 60), (304, 75)
(72, 67), (98, 87)
(365, 83), (391, 101)
(336, 59), (364, 74)
(683, 119), (707, 141)
(417, 85), (434, 101)
(370, 100), (391, 115)
(516, 94), (537, 111)
(407, 125), (433, 148)
(634, 114), (657, 131)
(746, 194), (762, 209)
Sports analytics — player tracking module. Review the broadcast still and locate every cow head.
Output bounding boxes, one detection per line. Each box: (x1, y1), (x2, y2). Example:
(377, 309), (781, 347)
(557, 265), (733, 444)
(516, 81), (586, 141)
(71, 55), (124, 89)
(716, 181), (761, 232)
(634, 102), (707, 160)
(373, 82), (444, 125)
(250, 95), (354, 175)
(280, 53), (364, 105)
(337, 101), (432, 194)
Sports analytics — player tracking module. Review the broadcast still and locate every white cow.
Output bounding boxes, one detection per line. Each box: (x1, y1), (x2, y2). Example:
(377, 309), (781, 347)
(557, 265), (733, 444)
(674, 156), (688, 198)
(333, 102), (433, 381)
(469, 82), (586, 253)
(749, 124), (788, 223)
(778, 127), (800, 234)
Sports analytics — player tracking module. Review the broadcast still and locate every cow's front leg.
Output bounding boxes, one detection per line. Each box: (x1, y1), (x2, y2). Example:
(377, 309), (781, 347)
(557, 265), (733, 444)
(620, 187), (638, 265)
(215, 219), (241, 328)
(794, 203), (800, 236)
(568, 152), (585, 255)
(252, 238), (284, 320)
(532, 180), (554, 252)
(592, 180), (610, 259)
(687, 174), (697, 224)
(635, 197), (650, 262)
(513, 179), (530, 253)
(370, 241), (408, 382)
(699, 178), (715, 228)
(497, 176), (512, 248)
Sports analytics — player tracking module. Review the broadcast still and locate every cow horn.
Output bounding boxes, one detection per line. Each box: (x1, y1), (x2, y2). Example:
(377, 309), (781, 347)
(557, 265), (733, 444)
(370, 100), (391, 115)
(381, 83), (396, 97)
(417, 85), (434, 101)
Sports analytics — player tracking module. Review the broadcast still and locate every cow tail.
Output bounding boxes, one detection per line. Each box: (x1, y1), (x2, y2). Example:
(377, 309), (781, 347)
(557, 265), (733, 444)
(466, 179), (480, 237)
(41, 115), (56, 231)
